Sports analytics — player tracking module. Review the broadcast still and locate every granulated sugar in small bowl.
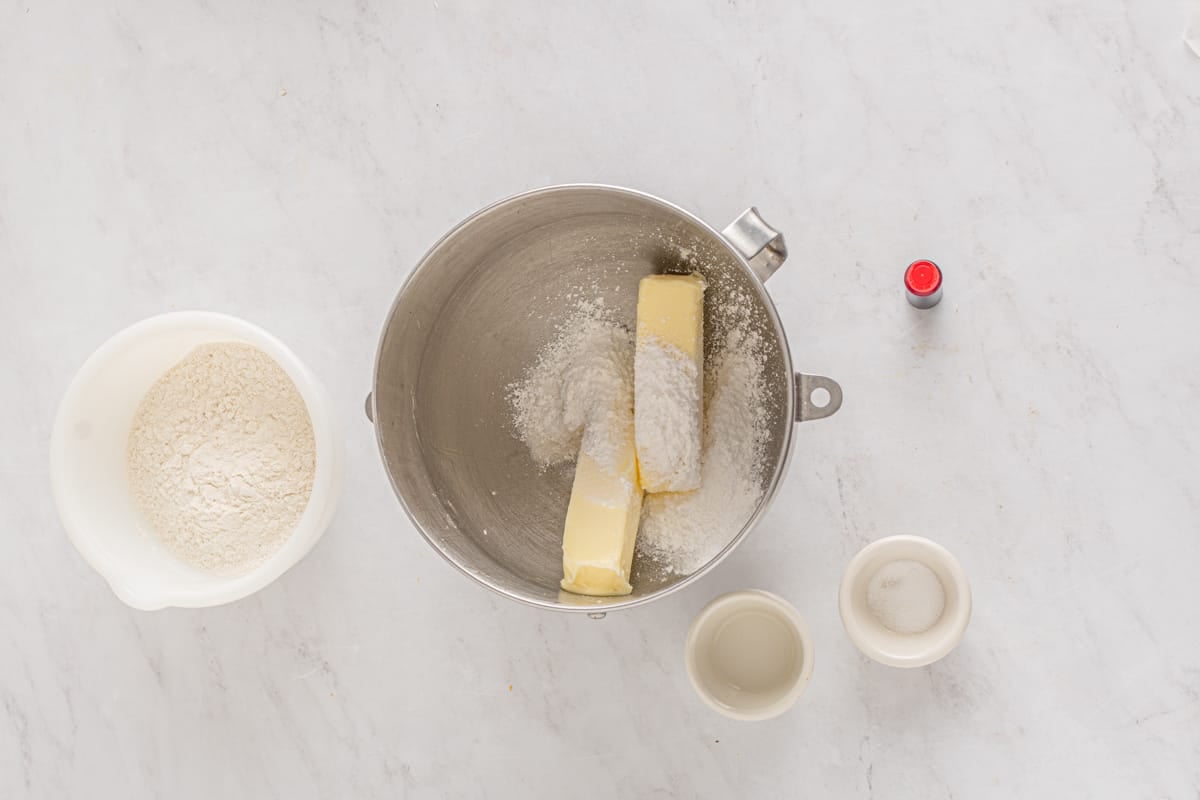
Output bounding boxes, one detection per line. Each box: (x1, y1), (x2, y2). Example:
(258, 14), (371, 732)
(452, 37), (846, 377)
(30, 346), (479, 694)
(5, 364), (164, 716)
(838, 535), (971, 668)
(51, 311), (343, 610)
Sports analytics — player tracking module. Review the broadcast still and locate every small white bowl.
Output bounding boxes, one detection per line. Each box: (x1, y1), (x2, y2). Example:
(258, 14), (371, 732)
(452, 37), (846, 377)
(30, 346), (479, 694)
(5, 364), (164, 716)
(50, 311), (344, 610)
(684, 590), (814, 721)
(838, 535), (971, 668)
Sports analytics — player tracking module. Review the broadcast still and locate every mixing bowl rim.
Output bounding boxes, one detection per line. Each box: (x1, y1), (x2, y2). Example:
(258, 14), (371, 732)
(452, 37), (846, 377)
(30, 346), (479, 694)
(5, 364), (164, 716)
(371, 183), (796, 613)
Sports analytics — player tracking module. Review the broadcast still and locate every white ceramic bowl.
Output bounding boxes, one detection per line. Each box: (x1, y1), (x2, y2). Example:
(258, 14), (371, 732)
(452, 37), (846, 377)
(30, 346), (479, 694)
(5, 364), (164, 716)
(684, 590), (815, 721)
(50, 311), (343, 610)
(838, 535), (971, 668)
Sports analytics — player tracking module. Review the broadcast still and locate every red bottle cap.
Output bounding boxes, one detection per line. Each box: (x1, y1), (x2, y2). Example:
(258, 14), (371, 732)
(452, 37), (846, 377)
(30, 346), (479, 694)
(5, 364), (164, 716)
(904, 260), (942, 297)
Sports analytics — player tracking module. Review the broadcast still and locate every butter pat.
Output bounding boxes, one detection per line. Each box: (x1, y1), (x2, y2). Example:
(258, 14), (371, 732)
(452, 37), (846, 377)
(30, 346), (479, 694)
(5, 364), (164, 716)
(634, 273), (706, 493)
(560, 429), (644, 596)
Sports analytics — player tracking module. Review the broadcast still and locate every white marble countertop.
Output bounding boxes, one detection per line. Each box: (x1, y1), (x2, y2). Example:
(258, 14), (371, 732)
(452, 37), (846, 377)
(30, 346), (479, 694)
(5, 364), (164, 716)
(3, 1), (1199, 797)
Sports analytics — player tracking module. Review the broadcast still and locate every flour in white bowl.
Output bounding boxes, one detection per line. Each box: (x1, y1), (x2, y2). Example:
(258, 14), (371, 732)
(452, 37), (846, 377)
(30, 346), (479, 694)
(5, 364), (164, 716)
(127, 342), (316, 574)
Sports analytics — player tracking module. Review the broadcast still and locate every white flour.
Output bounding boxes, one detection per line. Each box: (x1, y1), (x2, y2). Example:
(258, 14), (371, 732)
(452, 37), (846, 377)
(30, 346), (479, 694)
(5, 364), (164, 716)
(509, 294), (770, 577)
(634, 337), (702, 492)
(867, 560), (947, 634)
(509, 303), (634, 471)
(127, 342), (316, 574)
(638, 327), (769, 574)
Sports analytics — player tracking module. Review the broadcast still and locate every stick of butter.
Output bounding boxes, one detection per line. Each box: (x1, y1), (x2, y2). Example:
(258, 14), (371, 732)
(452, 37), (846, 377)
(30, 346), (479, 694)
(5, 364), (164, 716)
(560, 428), (644, 597)
(634, 273), (706, 493)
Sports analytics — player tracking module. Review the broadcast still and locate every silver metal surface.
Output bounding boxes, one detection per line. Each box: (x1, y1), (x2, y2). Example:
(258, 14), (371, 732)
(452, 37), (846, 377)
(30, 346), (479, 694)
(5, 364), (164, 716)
(720, 207), (788, 282)
(371, 184), (838, 613)
(795, 373), (844, 422)
(906, 286), (943, 309)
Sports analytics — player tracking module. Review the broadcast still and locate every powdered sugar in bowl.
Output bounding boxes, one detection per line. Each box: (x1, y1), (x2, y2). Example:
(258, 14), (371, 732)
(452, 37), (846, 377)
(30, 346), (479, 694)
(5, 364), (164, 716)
(51, 312), (343, 610)
(369, 184), (842, 613)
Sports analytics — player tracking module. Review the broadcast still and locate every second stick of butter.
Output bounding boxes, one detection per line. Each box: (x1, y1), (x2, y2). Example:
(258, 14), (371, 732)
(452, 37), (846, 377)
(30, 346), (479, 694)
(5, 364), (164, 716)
(634, 273), (706, 493)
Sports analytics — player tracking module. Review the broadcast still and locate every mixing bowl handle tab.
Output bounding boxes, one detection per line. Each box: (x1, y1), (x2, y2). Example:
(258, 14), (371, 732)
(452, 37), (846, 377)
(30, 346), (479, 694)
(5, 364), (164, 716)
(794, 374), (843, 422)
(721, 207), (788, 282)
(364, 392), (374, 423)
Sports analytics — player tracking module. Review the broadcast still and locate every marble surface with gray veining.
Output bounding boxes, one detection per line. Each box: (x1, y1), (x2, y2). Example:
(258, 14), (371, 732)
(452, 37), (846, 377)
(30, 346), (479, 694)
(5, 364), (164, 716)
(2, 1), (1199, 797)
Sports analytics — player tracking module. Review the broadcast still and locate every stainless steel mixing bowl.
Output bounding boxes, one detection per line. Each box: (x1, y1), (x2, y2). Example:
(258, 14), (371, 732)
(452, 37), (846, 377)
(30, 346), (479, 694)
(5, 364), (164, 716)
(368, 185), (841, 614)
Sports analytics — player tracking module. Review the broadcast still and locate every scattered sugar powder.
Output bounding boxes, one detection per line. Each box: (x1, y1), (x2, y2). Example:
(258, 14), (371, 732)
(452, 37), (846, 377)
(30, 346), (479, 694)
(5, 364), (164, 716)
(508, 303), (634, 471)
(634, 337), (702, 492)
(637, 327), (770, 575)
(508, 292), (771, 577)
(127, 342), (316, 575)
